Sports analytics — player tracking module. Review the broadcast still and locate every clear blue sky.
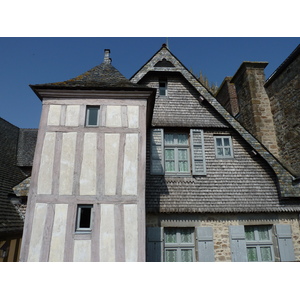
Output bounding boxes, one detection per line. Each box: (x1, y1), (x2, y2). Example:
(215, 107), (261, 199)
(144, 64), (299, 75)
(0, 37), (299, 128)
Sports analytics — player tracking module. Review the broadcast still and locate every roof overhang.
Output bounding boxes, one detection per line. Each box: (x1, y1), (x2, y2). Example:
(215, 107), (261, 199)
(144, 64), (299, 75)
(30, 85), (156, 128)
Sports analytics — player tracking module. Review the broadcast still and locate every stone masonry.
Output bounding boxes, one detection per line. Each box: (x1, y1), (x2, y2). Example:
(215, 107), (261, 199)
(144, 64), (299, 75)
(230, 62), (279, 158)
(147, 213), (300, 262)
(265, 46), (300, 177)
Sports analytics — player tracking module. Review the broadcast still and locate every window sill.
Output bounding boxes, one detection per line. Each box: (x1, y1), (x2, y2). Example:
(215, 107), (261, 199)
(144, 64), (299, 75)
(74, 233), (92, 240)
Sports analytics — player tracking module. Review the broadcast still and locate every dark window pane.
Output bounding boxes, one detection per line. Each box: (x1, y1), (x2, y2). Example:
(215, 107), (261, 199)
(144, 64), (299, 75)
(87, 106), (99, 126)
(79, 207), (92, 228)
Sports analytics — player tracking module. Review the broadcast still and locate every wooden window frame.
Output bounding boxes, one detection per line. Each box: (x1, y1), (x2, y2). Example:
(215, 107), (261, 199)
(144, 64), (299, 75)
(75, 204), (93, 233)
(159, 80), (167, 96)
(85, 105), (100, 127)
(164, 132), (190, 175)
(214, 135), (234, 159)
(164, 227), (196, 262)
(244, 225), (275, 262)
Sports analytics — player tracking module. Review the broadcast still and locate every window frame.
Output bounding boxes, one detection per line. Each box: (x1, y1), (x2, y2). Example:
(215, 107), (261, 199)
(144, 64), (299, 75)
(244, 225), (275, 262)
(214, 135), (234, 159)
(75, 204), (93, 233)
(85, 105), (100, 127)
(164, 227), (196, 262)
(159, 80), (167, 97)
(164, 132), (190, 175)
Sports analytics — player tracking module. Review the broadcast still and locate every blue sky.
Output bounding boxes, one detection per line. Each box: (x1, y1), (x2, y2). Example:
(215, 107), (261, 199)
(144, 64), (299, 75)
(0, 37), (299, 128)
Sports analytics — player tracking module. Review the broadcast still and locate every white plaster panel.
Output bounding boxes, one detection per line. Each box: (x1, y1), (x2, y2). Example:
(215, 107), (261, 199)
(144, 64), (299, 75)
(124, 204), (138, 262)
(37, 132), (56, 194)
(80, 133), (97, 195)
(47, 105), (61, 126)
(106, 105), (122, 127)
(59, 132), (77, 195)
(104, 134), (120, 195)
(122, 133), (138, 195)
(27, 203), (48, 262)
(100, 204), (116, 262)
(127, 106), (139, 128)
(73, 240), (91, 262)
(65, 105), (80, 126)
(49, 204), (68, 262)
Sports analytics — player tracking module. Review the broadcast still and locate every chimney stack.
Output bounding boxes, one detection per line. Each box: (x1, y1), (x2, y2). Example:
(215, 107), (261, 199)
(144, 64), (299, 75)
(104, 49), (112, 64)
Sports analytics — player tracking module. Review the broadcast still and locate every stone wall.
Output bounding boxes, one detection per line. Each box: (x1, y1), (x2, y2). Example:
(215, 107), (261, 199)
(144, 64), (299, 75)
(215, 77), (240, 117)
(265, 50), (300, 176)
(147, 212), (300, 262)
(230, 62), (279, 158)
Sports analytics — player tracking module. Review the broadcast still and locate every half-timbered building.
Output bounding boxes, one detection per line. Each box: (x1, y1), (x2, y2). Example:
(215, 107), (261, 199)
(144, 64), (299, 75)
(19, 44), (300, 262)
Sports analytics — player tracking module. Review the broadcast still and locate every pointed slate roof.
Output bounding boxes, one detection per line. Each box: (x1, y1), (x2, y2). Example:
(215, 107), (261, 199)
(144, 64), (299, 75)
(131, 44), (300, 199)
(30, 49), (153, 100)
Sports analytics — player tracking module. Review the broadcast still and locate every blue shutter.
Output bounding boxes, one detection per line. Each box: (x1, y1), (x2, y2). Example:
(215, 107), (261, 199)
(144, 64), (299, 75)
(146, 227), (163, 262)
(196, 227), (215, 262)
(190, 129), (206, 175)
(229, 225), (247, 262)
(275, 224), (295, 262)
(150, 129), (164, 175)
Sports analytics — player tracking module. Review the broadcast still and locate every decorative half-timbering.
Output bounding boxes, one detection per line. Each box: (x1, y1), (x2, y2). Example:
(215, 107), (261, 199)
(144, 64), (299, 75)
(20, 50), (155, 262)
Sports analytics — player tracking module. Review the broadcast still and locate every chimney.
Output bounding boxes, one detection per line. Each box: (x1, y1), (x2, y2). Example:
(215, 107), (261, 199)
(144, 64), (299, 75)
(104, 49), (112, 64)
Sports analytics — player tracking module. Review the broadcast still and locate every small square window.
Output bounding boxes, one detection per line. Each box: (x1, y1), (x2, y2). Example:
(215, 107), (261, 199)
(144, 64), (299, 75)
(85, 106), (100, 126)
(159, 80), (167, 96)
(76, 205), (93, 233)
(214, 136), (233, 159)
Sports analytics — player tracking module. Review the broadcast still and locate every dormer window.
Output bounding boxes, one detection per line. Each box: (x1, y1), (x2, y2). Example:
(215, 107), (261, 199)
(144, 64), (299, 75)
(159, 80), (167, 96)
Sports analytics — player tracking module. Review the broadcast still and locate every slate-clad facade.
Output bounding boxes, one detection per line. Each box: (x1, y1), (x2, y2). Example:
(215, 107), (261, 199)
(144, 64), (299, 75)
(17, 44), (300, 262)
(131, 44), (300, 262)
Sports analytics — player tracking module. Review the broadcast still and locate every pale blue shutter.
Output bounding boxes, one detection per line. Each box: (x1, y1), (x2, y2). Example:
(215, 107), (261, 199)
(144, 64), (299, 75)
(146, 227), (163, 262)
(275, 224), (295, 262)
(229, 225), (247, 262)
(196, 227), (215, 262)
(150, 129), (164, 175)
(190, 129), (206, 175)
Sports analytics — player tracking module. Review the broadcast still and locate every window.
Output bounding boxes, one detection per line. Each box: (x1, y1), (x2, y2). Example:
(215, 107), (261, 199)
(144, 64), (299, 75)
(76, 205), (93, 233)
(214, 136), (233, 158)
(164, 133), (189, 173)
(146, 226), (214, 262)
(85, 106), (100, 126)
(245, 225), (274, 262)
(159, 80), (167, 96)
(150, 128), (206, 176)
(164, 228), (195, 262)
(230, 224), (295, 262)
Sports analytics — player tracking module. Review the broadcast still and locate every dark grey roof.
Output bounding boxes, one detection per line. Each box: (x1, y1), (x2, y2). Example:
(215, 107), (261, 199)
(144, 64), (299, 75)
(31, 63), (142, 89)
(17, 129), (38, 167)
(265, 44), (300, 87)
(0, 118), (27, 237)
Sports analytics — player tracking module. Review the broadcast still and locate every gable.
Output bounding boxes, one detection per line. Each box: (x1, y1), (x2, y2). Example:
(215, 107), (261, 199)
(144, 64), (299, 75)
(139, 72), (228, 128)
(131, 44), (300, 199)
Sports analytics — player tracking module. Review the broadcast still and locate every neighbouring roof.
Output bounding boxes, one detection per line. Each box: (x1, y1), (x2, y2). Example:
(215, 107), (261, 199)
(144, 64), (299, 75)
(0, 118), (27, 238)
(17, 129), (38, 167)
(265, 44), (300, 87)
